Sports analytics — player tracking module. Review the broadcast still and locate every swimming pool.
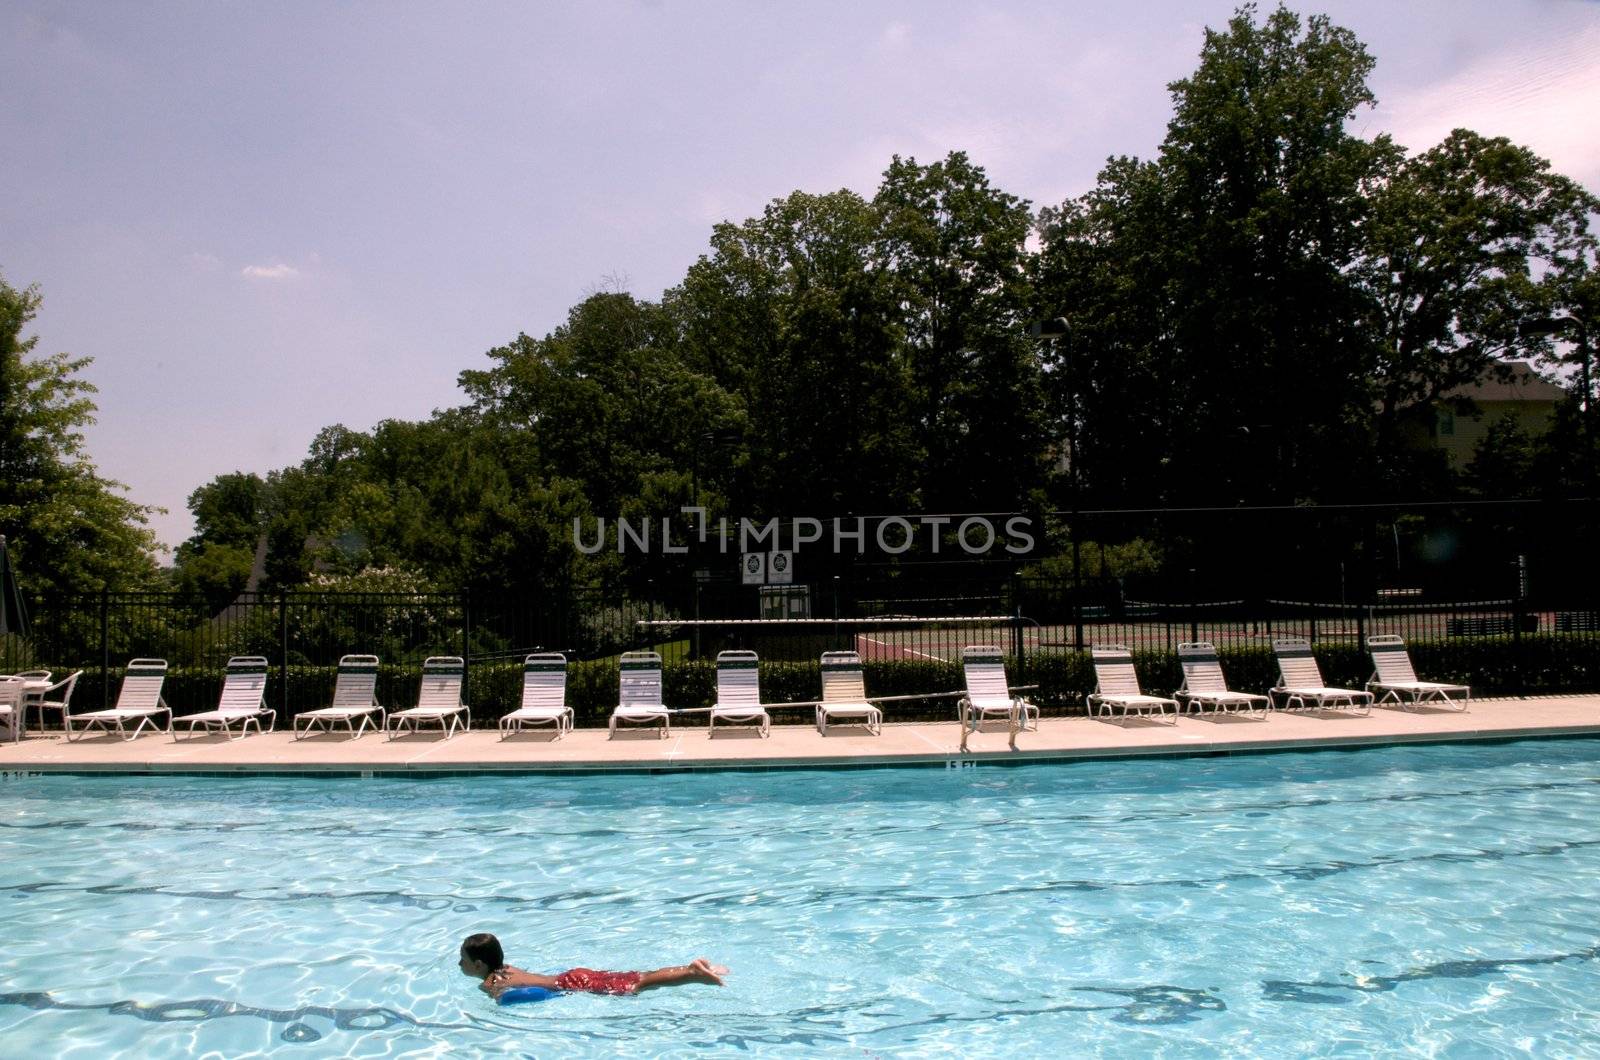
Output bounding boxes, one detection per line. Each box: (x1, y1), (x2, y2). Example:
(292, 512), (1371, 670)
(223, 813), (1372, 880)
(3, 740), (1600, 1056)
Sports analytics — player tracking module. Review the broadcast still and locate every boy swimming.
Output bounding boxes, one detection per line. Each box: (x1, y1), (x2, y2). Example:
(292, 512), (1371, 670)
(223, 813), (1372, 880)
(458, 933), (728, 998)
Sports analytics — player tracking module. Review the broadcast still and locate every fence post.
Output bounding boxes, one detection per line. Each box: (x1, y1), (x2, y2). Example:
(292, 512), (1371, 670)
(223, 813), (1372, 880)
(461, 590), (472, 709)
(1189, 568), (1200, 644)
(1012, 605), (1025, 682)
(278, 591), (289, 721)
(832, 575), (841, 651)
(1511, 554), (1527, 696)
(1071, 518), (1085, 652)
(99, 589), (110, 709)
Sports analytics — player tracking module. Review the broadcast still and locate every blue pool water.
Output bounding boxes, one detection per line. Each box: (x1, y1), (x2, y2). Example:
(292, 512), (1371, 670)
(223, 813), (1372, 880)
(4, 740), (1600, 1056)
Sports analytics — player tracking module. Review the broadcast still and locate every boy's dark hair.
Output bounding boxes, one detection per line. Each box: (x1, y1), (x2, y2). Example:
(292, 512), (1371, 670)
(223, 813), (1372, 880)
(461, 932), (505, 970)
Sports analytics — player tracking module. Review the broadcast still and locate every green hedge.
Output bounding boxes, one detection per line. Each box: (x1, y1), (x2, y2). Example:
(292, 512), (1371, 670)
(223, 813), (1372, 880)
(28, 633), (1600, 729)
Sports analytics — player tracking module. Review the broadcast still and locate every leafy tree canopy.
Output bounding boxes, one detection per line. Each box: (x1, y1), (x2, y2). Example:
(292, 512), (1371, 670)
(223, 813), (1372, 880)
(1, 274), (161, 599)
(167, 4), (1597, 603)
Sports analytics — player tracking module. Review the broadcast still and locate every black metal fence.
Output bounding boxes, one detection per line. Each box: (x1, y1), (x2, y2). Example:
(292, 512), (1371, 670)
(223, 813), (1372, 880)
(4, 499), (1596, 723)
(3, 581), (1595, 723)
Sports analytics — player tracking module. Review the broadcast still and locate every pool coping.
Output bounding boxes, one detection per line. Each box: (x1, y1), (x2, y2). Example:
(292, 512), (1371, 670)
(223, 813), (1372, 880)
(4, 695), (1597, 777)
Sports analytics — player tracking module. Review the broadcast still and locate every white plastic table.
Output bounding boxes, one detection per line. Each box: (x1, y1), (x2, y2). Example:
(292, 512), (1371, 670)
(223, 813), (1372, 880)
(0, 676), (49, 741)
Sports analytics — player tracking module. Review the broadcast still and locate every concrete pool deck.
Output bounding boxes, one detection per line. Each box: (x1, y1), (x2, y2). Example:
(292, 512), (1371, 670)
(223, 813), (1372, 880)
(2, 695), (1598, 774)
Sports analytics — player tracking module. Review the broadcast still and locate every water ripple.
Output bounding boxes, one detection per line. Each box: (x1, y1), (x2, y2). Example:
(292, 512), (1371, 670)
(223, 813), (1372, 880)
(6, 776), (1596, 846)
(1261, 941), (1600, 1004)
(0, 989), (471, 1044)
(6, 835), (1598, 913)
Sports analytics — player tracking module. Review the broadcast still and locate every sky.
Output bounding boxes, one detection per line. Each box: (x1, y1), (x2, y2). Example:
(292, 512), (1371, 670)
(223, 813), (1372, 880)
(3, 1), (1599, 552)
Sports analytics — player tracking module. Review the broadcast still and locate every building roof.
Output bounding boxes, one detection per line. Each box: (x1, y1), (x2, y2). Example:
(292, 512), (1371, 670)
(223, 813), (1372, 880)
(1440, 361), (1567, 403)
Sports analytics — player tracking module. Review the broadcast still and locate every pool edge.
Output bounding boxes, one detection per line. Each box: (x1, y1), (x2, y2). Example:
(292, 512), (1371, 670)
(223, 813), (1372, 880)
(7, 721), (1600, 778)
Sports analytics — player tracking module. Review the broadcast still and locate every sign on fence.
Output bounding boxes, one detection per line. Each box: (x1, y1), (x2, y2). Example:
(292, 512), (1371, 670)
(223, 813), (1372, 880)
(741, 552), (766, 585)
(767, 550), (793, 584)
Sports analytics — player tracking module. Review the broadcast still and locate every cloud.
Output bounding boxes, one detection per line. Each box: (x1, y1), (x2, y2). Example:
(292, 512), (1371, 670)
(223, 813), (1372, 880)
(184, 251), (221, 271)
(240, 262), (301, 280)
(1374, 22), (1600, 188)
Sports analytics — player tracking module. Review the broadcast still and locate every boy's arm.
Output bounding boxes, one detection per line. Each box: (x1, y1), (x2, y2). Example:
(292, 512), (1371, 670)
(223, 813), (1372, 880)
(481, 967), (561, 997)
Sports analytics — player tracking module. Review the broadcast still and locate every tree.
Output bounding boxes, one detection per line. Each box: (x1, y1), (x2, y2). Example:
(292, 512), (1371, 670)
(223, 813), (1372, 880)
(874, 152), (1048, 512)
(0, 274), (161, 600)
(185, 472), (264, 549)
(1354, 130), (1599, 491)
(673, 190), (918, 519)
(460, 292), (738, 597)
(1530, 396), (1600, 499)
(1528, 226), (1599, 496)
(150, 2), (1600, 604)
(173, 472), (264, 606)
(1038, 4), (1394, 509)
(1157, 3), (1394, 504)
(462, 293), (736, 522)
(1465, 415), (1537, 499)
(1035, 155), (1183, 507)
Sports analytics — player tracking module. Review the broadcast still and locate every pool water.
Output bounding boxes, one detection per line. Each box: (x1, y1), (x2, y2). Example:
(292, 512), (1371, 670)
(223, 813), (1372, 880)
(4, 740), (1600, 1056)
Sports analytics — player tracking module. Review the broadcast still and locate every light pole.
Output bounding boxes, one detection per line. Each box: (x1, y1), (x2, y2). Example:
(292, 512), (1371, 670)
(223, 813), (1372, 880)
(1031, 316), (1085, 651)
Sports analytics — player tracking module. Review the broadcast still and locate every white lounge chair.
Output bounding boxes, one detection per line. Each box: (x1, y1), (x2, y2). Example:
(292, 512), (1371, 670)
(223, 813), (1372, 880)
(609, 651), (671, 738)
(816, 651), (882, 735)
(0, 676), (25, 742)
(958, 646), (1039, 730)
(710, 650), (770, 737)
(1088, 645), (1178, 725)
(387, 656), (470, 739)
(1271, 638), (1372, 715)
(1177, 641), (1269, 718)
(501, 653), (573, 738)
(1366, 635), (1470, 711)
(67, 658), (173, 740)
(293, 654), (386, 739)
(174, 656), (274, 739)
